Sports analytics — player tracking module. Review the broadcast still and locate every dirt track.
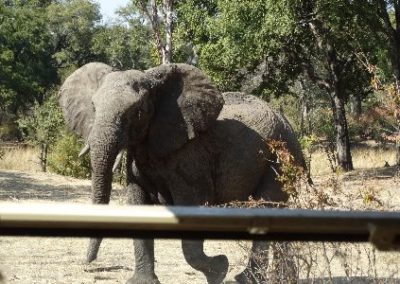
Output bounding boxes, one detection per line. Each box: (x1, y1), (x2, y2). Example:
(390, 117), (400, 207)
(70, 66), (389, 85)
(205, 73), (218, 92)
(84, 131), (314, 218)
(1, 169), (400, 283)
(0, 170), (245, 283)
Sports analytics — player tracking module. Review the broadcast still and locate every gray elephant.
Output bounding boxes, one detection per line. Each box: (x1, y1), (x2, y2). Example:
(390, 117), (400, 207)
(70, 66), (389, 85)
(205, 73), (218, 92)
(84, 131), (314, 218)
(59, 62), (306, 284)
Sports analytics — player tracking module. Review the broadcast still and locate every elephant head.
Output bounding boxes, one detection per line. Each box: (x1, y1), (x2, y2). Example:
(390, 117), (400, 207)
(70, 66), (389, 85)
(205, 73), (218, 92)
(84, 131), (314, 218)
(59, 62), (224, 205)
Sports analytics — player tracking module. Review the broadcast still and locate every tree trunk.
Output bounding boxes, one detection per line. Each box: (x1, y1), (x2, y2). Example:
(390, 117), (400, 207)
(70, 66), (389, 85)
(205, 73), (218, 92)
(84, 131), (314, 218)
(299, 81), (311, 137)
(396, 140), (400, 167)
(331, 94), (354, 171)
(307, 19), (354, 171)
(40, 143), (48, 172)
(350, 93), (362, 118)
(162, 0), (173, 64)
(140, 0), (174, 64)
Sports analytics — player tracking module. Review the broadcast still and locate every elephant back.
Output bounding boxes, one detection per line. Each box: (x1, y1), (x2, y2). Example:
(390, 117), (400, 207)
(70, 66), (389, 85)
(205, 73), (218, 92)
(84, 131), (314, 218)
(59, 62), (114, 140)
(220, 92), (304, 166)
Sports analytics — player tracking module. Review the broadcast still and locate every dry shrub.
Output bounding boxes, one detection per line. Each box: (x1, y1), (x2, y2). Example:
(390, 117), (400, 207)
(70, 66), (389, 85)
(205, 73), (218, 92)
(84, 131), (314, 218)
(267, 139), (307, 200)
(228, 141), (400, 283)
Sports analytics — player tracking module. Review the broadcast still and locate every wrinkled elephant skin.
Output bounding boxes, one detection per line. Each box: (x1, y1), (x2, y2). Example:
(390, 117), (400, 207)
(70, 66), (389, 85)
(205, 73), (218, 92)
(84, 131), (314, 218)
(59, 62), (307, 284)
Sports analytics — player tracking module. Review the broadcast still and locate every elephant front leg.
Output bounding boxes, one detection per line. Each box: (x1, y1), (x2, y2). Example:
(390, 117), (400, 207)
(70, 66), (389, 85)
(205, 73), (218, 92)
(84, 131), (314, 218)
(182, 239), (229, 284)
(126, 182), (160, 284)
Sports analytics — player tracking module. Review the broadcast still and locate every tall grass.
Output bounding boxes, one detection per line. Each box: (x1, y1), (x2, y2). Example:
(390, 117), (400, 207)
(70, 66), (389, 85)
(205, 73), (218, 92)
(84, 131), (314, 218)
(0, 143), (398, 176)
(0, 147), (41, 172)
(310, 144), (397, 176)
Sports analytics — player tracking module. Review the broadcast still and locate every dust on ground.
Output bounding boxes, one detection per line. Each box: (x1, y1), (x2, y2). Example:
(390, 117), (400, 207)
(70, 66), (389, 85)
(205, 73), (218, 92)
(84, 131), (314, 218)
(0, 168), (400, 283)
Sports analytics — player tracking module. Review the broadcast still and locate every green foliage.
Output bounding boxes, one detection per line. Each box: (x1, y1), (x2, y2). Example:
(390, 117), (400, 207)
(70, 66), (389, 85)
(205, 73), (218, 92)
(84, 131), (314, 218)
(312, 109), (336, 142)
(17, 91), (64, 171)
(267, 95), (302, 133)
(299, 134), (318, 177)
(91, 21), (154, 70)
(48, 131), (91, 179)
(0, 0), (57, 112)
(17, 91), (64, 146)
(0, 0), (398, 176)
(46, 0), (102, 80)
(176, 0), (297, 92)
(0, 122), (20, 141)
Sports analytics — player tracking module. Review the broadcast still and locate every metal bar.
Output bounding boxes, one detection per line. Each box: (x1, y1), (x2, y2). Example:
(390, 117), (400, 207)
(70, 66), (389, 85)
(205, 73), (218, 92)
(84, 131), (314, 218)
(1, 203), (400, 250)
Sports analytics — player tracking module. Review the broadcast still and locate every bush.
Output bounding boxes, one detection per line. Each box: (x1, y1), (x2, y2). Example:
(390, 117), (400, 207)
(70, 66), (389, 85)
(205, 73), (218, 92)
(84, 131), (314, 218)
(18, 91), (65, 171)
(48, 132), (91, 179)
(0, 122), (20, 141)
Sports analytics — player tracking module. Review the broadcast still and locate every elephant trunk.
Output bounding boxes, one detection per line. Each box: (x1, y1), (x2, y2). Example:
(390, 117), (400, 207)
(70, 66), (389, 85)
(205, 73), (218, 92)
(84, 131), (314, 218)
(86, 123), (121, 263)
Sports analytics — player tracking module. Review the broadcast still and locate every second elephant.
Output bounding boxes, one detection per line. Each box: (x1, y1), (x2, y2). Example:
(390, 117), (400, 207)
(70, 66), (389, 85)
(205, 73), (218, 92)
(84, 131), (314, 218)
(59, 63), (307, 284)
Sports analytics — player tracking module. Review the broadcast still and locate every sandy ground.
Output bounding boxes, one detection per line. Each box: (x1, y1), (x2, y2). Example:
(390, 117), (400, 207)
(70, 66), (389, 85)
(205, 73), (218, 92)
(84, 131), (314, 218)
(0, 170), (246, 283)
(1, 168), (400, 283)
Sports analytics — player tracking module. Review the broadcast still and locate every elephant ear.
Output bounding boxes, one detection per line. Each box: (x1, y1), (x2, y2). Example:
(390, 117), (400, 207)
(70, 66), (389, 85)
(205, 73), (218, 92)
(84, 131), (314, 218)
(59, 62), (114, 140)
(145, 64), (224, 157)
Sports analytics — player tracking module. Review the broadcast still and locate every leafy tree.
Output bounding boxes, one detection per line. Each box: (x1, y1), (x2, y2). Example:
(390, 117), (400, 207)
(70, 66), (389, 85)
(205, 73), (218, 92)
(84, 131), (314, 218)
(18, 92), (64, 171)
(177, 0), (378, 171)
(46, 0), (102, 79)
(0, 0), (57, 114)
(119, 0), (175, 64)
(359, 0), (400, 165)
(175, 0), (299, 93)
(92, 20), (154, 70)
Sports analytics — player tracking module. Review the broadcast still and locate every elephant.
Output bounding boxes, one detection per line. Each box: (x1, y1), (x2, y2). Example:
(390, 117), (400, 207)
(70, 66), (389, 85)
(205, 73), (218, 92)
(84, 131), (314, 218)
(59, 62), (307, 284)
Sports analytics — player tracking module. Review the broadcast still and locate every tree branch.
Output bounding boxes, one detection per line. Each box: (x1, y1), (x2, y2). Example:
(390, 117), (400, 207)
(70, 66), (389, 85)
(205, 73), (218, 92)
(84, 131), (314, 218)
(376, 0), (397, 41)
(302, 61), (331, 91)
(139, 0), (165, 63)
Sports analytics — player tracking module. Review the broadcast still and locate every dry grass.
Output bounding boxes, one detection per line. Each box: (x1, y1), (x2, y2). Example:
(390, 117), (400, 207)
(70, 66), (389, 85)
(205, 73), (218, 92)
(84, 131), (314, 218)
(2, 142), (397, 176)
(236, 151), (400, 283)
(0, 147), (41, 172)
(310, 143), (397, 176)
(1, 144), (400, 283)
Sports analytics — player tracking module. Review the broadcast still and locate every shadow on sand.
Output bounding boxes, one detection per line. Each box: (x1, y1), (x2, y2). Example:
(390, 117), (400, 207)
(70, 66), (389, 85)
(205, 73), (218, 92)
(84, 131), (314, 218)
(342, 165), (399, 182)
(225, 276), (400, 283)
(0, 170), (91, 202)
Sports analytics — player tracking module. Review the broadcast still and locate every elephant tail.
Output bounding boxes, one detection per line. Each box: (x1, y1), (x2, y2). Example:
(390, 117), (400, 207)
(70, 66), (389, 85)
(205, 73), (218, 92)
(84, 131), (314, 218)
(87, 237), (102, 263)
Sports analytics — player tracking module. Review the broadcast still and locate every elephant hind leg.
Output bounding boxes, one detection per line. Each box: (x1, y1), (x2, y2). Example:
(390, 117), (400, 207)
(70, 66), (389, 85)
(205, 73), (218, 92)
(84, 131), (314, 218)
(254, 165), (288, 203)
(182, 239), (229, 284)
(235, 242), (298, 284)
(235, 167), (297, 284)
(235, 241), (269, 284)
(235, 166), (290, 283)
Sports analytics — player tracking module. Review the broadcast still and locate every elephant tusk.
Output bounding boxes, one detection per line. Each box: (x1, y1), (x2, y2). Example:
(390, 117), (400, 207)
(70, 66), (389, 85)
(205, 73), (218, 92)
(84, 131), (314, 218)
(112, 151), (124, 172)
(78, 144), (90, 158)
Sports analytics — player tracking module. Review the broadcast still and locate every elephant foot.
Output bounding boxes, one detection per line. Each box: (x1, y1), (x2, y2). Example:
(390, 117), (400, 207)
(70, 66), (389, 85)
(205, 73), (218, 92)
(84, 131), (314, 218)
(126, 272), (160, 284)
(204, 255), (229, 284)
(86, 238), (101, 263)
(234, 269), (262, 284)
(86, 249), (98, 264)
